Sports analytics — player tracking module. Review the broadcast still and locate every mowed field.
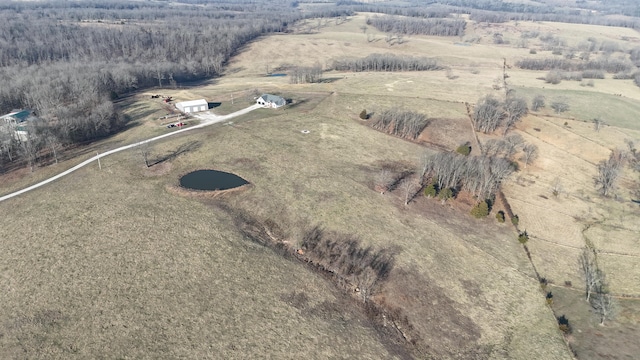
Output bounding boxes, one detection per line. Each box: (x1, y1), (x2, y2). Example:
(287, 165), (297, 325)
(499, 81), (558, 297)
(1, 12), (639, 359)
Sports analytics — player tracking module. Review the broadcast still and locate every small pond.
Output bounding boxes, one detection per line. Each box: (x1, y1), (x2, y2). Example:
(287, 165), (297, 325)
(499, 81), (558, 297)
(180, 170), (249, 191)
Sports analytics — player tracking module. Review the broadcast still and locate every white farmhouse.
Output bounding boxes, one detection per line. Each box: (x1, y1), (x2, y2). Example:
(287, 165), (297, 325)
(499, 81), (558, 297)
(256, 94), (286, 108)
(176, 99), (208, 113)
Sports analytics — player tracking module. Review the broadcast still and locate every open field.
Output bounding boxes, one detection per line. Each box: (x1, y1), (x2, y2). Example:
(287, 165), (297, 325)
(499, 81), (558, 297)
(2, 11), (640, 359)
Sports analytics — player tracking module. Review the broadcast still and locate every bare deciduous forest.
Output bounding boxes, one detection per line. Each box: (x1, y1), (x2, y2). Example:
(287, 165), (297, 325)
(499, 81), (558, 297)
(0, 0), (348, 171)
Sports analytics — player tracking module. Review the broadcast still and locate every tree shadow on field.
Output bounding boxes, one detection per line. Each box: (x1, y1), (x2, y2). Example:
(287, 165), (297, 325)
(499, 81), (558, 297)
(286, 98), (309, 110)
(318, 77), (342, 84)
(149, 141), (201, 167)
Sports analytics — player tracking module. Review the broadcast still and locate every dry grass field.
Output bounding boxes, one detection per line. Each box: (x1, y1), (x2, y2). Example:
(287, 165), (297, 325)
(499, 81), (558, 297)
(1, 12), (640, 359)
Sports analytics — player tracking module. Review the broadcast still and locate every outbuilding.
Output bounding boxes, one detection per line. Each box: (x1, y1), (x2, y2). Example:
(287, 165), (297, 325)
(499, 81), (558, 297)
(257, 94), (286, 108)
(176, 99), (208, 113)
(0, 109), (35, 142)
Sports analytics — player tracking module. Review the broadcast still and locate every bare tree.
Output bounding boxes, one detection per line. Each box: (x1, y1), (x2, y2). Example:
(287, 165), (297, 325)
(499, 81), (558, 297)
(521, 143), (538, 168)
(551, 177), (563, 197)
(17, 128), (41, 172)
(0, 125), (16, 162)
(579, 247), (602, 303)
(504, 133), (524, 159)
(483, 138), (507, 157)
(375, 168), (393, 194)
(591, 292), (615, 326)
(594, 150), (625, 197)
(503, 96), (528, 135)
(418, 152), (433, 184)
(474, 95), (505, 133)
(400, 177), (420, 205)
(593, 117), (606, 132)
(531, 95), (546, 111)
(551, 100), (570, 114)
(45, 134), (62, 164)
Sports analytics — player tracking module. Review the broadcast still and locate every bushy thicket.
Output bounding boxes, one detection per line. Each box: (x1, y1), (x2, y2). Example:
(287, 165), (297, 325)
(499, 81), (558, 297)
(369, 108), (430, 140)
(471, 200), (490, 218)
(456, 144), (471, 156)
(366, 15), (466, 36)
(332, 53), (440, 72)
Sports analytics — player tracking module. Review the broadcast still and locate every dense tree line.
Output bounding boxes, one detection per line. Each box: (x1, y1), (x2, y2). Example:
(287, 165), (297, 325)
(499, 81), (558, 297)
(516, 58), (634, 74)
(469, 10), (639, 28)
(369, 108), (430, 140)
(330, 0), (639, 29)
(332, 53), (440, 72)
(366, 15), (466, 36)
(335, 2), (454, 19)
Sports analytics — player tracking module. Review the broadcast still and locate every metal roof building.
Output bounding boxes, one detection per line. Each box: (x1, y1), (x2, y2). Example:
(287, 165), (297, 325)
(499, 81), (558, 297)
(176, 99), (208, 113)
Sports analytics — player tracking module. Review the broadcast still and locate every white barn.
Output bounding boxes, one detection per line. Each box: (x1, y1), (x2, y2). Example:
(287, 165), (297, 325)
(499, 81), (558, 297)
(176, 99), (208, 113)
(257, 94), (286, 108)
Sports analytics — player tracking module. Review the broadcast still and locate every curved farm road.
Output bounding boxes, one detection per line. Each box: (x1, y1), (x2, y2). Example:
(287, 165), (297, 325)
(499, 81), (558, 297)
(0, 104), (262, 203)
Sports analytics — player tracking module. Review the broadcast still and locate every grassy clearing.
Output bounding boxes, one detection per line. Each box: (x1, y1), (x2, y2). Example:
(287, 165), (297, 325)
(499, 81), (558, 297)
(0, 138), (398, 359)
(513, 86), (640, 131)
(0, 87), (569, 358)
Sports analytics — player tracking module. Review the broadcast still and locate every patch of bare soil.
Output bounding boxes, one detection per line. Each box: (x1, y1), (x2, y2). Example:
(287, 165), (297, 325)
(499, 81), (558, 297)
(377, 268), (487, 359)
(418, 117), (475, 152)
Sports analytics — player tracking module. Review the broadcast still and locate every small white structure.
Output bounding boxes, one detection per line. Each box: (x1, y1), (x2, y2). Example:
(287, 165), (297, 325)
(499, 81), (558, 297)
(257, 94), (286, 108)
(176, 99), (208, 113)
(0, 109), (35, 142)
